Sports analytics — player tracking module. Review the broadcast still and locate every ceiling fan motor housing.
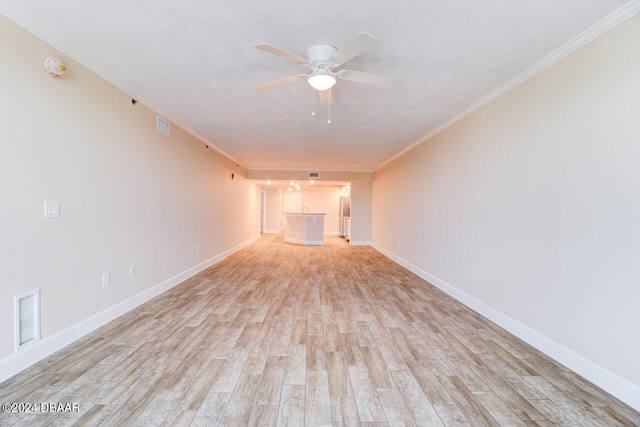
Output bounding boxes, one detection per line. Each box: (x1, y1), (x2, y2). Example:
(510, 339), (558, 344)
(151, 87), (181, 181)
(306, 44), (338, 69)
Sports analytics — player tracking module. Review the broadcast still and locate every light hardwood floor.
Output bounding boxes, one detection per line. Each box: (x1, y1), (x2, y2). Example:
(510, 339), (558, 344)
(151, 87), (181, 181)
(1, 234), (639, 426)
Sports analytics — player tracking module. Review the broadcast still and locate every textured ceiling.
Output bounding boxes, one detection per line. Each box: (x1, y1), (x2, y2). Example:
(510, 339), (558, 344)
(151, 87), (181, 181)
(0, 0), (635, 171)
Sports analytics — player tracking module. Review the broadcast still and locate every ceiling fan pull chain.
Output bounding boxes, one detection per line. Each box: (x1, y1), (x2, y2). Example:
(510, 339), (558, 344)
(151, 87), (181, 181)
(327, 90), (332, 124)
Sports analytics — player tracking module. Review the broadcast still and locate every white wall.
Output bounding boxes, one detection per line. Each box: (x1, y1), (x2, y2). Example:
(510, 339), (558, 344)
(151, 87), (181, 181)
(0, 15), (260, 379)
(350, 182), (372, 245)
(372, 15), (640, 409)
(263, 189), (281, 233)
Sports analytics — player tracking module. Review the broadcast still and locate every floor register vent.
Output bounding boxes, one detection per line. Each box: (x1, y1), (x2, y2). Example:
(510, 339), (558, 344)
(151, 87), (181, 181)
(14, 289), (40, 351)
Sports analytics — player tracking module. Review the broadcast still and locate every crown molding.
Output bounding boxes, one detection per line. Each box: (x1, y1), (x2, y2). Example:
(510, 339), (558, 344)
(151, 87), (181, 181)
(376, 0), (640, 171)
(0, 3), (244, 168)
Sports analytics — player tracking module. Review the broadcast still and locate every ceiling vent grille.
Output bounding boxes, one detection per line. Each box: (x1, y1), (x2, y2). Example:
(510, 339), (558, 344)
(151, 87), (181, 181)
(15, 289), (40, 351)
(308, 172), (320, 178)
(156, 116), (171, 136)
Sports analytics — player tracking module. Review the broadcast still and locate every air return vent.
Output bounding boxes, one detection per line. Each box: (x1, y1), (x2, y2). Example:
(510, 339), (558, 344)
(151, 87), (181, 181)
(14, 289), (40, 351)
(156, 116), (171, 136)
(308, 172), (320, 178)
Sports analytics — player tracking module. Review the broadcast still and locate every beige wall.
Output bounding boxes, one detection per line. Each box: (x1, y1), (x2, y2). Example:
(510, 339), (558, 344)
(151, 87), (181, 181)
(372, 15), (640, 408)
(247, 169), (373, 183)
(0, 15), (260, 374)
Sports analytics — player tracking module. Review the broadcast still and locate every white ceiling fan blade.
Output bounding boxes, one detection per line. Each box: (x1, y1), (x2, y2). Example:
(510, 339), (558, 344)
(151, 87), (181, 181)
(337, 70), (394, 89)
(257, 74), (308, 91)
(255, 43), (308, 64)
(330, 32), (377, 66)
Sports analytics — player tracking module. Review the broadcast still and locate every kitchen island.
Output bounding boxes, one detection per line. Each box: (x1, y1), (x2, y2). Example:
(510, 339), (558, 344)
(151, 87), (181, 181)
(284, 213), (326, 245)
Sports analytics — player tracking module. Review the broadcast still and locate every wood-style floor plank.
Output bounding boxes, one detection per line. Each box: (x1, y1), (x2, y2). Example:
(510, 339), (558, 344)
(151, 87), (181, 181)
(1, 234), (638, 426)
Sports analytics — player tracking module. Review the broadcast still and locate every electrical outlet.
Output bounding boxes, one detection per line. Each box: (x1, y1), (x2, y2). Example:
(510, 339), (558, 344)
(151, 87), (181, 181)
(196, 244), (200, 253)
(102, 272), (110, 287)
(44, 201), (60, 219)
(129, 264), (136, 277)
(471, 267), (476, 279)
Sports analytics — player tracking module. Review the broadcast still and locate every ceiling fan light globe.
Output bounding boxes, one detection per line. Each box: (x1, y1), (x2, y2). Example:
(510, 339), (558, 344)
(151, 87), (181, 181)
(308, 74), (336, 91)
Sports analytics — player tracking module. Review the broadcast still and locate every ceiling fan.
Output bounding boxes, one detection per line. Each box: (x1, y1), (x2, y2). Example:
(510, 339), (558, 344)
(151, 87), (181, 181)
(255, 32), (394, 93)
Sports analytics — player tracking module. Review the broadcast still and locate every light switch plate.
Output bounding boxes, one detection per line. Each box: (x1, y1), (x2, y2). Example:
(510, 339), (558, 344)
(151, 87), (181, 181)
(44, 201), (60, 219)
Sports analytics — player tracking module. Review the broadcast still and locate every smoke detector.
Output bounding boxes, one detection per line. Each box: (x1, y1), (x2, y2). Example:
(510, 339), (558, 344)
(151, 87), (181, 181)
(44, 57), (68, 78)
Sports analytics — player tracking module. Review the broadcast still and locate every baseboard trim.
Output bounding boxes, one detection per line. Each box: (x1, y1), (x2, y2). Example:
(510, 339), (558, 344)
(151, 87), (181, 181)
(0, 234), (260, 384)
(348, 240), (371, 246)
(370, 243), (640, 411)
(262, 229), (280, 234)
